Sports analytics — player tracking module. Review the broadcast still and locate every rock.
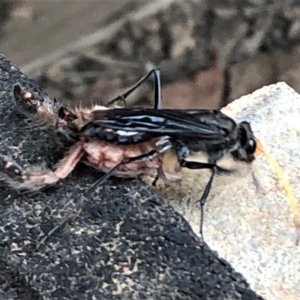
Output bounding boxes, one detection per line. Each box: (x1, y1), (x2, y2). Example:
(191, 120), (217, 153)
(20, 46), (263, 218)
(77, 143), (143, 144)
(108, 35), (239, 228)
(151, 82), (300, 299)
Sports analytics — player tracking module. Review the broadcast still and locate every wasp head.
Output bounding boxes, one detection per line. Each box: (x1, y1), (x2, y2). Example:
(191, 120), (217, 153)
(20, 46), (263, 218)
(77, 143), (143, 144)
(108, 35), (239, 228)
(232, 121), (256, 163)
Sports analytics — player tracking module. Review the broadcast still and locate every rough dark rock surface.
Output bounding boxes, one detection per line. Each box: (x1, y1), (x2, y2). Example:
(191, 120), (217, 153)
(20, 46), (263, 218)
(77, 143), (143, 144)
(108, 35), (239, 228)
(0, 53), (265, 299)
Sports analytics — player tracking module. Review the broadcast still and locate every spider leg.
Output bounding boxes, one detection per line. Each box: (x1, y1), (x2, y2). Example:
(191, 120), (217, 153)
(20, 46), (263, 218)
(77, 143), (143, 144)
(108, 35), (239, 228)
(35, 144), (164, 251)
(0, 142), (85, 191)
(35, 137), (171, 251)
(13, 84), (39, 114)
(104, 68), (162, 109)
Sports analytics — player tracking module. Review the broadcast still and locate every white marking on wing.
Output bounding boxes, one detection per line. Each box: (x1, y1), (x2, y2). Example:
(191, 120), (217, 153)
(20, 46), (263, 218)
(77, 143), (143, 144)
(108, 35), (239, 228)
(116, 130), (139, 136)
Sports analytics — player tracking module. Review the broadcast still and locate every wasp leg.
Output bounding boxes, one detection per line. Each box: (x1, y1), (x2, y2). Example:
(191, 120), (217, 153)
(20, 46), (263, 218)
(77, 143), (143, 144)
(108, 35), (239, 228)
(85, 148), (158, 197)
(0, 142), (85, 191)
(179, 159), (236, 243)
(153, 69), (162, 109)
(104, 68), (162, 109)
(177, 159), (220, 243)
(198, 166), (217, 244)
(152, 168), (163, 186)
(152, 172), (160, 186)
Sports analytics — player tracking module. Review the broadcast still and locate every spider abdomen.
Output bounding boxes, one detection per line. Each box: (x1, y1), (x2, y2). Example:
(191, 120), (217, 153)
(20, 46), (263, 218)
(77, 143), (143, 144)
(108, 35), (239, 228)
(82, 138), (162, 177)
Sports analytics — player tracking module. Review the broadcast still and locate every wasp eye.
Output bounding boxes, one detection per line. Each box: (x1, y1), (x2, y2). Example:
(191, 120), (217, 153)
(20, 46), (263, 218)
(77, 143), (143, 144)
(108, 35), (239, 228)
(246, 138), (256, 154)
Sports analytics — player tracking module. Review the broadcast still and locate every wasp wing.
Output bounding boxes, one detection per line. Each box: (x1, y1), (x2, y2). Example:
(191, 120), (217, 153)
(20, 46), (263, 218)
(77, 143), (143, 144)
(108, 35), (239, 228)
(80, 108), (236, 145)
(81, 108), (237, 143)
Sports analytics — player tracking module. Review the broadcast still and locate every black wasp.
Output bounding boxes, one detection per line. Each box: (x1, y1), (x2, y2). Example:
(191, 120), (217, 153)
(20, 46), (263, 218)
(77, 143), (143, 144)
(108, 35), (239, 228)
(81, 68), (258, 242)
(3, 68), (298, 245)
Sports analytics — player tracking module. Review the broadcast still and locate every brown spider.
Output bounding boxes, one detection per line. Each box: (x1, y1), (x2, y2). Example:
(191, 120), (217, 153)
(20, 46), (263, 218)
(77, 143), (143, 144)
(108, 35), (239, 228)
(0, 69), (177, 192)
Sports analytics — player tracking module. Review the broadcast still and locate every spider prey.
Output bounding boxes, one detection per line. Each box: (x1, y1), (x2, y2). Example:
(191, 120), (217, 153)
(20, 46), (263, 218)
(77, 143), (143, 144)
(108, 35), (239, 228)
(1, 69), (164, 191)
(0, 68), (299, 244)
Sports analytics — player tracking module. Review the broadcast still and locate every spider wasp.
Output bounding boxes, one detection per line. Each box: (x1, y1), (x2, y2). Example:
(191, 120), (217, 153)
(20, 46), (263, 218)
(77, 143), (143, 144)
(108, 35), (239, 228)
(1, 67), (299, 245)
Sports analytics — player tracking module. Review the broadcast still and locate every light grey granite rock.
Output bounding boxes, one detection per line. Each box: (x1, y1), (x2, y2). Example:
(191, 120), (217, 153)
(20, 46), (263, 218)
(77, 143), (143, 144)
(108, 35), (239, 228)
(150, 82), (300, 300)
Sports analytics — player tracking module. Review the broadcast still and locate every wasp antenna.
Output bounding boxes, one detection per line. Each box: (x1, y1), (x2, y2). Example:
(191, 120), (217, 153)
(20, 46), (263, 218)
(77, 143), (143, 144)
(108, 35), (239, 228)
(256, 138), (300, 243)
